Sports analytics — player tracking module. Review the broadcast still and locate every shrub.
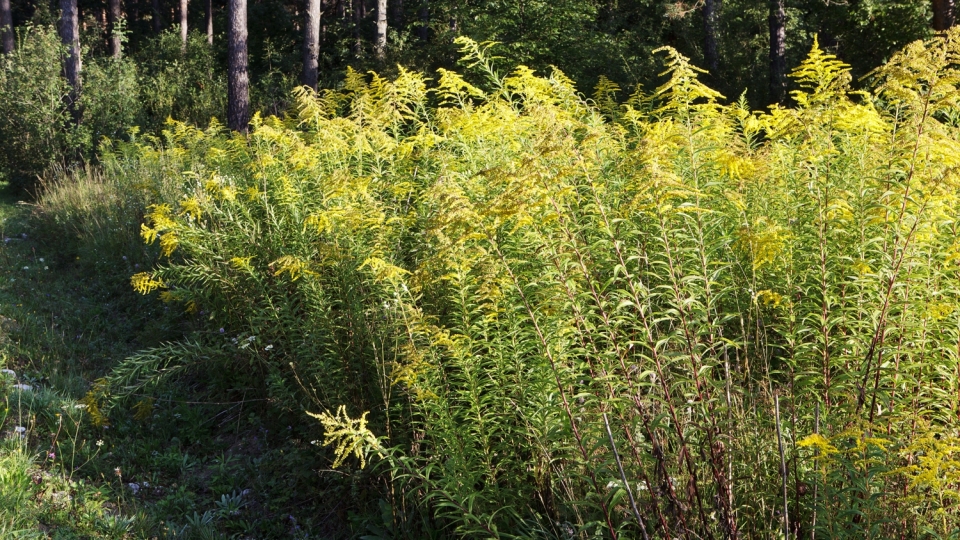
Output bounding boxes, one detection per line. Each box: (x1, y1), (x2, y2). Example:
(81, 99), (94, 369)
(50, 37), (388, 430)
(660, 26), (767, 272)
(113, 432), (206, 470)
(88, 30), (960, 538)
(82, 56), (142, 147)
(0, 25), (87, 192)
(135, 31), (227, 132)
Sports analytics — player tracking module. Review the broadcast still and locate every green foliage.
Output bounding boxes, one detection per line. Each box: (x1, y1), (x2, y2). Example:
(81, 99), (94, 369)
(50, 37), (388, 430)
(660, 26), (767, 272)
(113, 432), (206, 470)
(0, 25), (227, 194)
(134, 31), (227, 132)
(0, 25), (86, 191)
(82, 56), (142, 145)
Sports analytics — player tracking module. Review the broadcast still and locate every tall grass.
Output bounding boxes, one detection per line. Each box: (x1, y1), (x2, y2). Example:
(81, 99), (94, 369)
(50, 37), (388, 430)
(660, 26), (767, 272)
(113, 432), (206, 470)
(36, 29), (960, 538)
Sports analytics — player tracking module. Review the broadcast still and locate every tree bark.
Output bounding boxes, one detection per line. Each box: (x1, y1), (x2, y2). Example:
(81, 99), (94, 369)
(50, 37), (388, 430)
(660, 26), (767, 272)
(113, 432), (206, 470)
(227, 0), (249, 132)
(180, 0), (188, 49)
(302, 0), (321, 89)
(0, 0), (13, 54)
(108, 0), (122, 58)
(205, 0), (212, 44)
(768, 0), (786, 105)
(60, 0), (81, 115)
(352, 0), (361, 55)
(703, 0), (720, 76)
(152, 0), (162, 33)
(375, 0), (386, 59)
(933, 0), (955, 30)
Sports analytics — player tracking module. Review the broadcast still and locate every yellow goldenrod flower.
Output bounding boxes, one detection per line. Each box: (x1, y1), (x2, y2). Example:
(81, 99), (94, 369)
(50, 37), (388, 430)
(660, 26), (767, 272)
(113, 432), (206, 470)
(159, 233), (179, 257)
(180, 197), (203, 220)
(131, 272), (165, 294)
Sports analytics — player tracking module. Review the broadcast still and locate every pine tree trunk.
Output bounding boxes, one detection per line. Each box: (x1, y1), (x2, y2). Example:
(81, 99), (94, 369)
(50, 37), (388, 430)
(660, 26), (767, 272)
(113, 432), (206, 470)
(0, 0), (14, 54)
(227, 0), (249, 132)
(303, 0), (321, 89)
(374, 0), (386, 59)
(205, 0), (212, 44)
(352, 0), (361, 55)
(703, 0), (720, 76)
(152, 0), (162, 33)
(180, 0), (188, 49)
(108, 0), (122, 58)
(933, 0), (955, 30)
(768, 0), (786, 105)
(60, 0), (81, 117)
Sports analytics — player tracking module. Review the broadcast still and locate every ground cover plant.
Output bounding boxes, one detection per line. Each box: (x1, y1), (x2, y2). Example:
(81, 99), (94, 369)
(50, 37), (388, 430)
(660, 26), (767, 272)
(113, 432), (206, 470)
(4, 24), (960, 540)
(0, 181), (334, 537)
(37, 28), (956, 538)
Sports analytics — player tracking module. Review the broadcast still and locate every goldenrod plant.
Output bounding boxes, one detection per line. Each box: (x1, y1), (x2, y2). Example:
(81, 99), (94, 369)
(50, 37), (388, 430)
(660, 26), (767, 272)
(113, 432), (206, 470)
(36, 28), (960, 537)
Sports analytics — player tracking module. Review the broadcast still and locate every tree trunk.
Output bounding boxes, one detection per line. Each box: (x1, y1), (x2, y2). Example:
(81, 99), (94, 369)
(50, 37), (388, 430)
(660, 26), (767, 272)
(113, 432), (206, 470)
(374, 0), (386, 59)
(0, 0), (13, 54)
(108, 0), (122, 58)
(417, 0), (427, 41)
(352, 0), (361, 55)
(227, 0), (249, 132)
(60, 0), (81, 121)
(180, 0), (188, 49)
(302, 0), (321, 89)
(768, 0), (786, 105)
(205, 0), (212, 44)
(152, 0), (162, 32)
(703, 0), (720, 76)
(933, 0), (955, 30)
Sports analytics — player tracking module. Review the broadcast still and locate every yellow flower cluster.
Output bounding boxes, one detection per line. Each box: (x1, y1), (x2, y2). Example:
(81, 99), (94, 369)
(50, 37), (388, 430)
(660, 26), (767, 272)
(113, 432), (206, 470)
(130, 272), (165, 294)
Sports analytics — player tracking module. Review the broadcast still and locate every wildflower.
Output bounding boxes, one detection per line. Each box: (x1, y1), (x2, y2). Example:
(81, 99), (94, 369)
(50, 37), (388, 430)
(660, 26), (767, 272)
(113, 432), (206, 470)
(219, 328), (225, 333)
(229, 257), (253, 272)
(48, 452), (55, 460)
(38, 258), (44, 262)
(96, 440), (104, 447)
(131, 272), (165, 294)
(264, 344), (274, 351)
(114, 467), (122, 477)
(180, 197), (203, 220)
(159, 232), (179, 257)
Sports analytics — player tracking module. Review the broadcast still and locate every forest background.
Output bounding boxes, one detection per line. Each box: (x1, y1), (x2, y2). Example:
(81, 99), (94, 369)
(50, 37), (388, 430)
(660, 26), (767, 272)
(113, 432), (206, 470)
(2, 0), (960, 539)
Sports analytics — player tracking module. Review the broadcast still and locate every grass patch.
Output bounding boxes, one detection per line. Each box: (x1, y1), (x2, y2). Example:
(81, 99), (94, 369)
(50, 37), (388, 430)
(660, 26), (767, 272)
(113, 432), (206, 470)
(0, 180), (345, 538)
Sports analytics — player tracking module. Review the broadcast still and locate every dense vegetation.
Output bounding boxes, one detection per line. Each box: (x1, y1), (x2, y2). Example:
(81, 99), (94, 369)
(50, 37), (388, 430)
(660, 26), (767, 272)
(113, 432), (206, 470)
(3, 1), (960, 539)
